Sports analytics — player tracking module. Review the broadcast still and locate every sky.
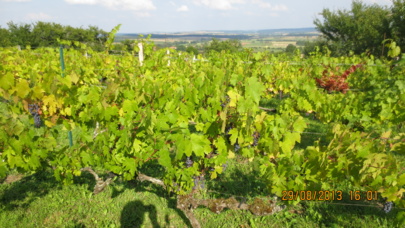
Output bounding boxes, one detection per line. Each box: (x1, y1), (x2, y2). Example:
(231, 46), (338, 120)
(0, 0), (393, 33)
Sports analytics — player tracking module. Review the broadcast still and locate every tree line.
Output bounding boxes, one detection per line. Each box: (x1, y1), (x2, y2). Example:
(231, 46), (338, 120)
(0, 21), (108, 51)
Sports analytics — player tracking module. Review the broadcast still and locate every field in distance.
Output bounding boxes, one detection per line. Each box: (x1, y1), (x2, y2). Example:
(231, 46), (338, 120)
(115, 27), (321, 52)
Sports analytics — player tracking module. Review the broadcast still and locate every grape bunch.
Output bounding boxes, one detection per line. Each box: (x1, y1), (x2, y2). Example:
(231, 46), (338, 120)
(252, 131), (260, 147)
(234, 143), (241, 152)
(192, 175), (205, 190)
(383, 201), (394, 213)
(28, 104), (42, 128)
(222, 161), (228, 172)
(220, 95), (230, 108)
(185, 156), (193, 168)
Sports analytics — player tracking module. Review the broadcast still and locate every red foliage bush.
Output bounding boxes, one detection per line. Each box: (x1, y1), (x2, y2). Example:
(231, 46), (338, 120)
(315, 64), (362, 94)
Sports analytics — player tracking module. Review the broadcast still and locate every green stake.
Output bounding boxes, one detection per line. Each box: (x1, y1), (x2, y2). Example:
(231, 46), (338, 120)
(68, 131), (73, 147)
(59, 45), (73, 146)
(59, 45), (65, 77)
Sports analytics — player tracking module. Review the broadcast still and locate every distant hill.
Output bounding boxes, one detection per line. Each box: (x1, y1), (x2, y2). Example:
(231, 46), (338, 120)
(116, 27), (320, 41)
(257, 27), (318, 35)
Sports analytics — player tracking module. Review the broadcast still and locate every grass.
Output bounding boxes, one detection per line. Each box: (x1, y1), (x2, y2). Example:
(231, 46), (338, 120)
(0, 154), (400, 228)
(0, 96), (403, 227)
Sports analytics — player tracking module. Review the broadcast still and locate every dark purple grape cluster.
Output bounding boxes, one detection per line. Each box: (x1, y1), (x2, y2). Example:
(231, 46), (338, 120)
(222, 161), (228, 172)
(185, 156), (193, 168)
(234, 143), (241, 152)
(220, 95), (230, 108)
(383, 201), (394, 213)
(192, 175), (205, 190)
(252, 132), (260, 147)
(28, 104), (42, 128)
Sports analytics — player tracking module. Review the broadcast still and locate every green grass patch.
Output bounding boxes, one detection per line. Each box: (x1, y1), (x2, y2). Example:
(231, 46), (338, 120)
(0, 156), (400, 228)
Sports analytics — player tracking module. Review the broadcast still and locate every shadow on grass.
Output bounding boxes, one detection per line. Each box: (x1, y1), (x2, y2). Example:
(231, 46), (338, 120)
(120, 200), (161, 228)
(119, 180), (192, 228)
(115, 160), (193, 228)
(207, 166), (268, 199)
(0, 169), (61, 211)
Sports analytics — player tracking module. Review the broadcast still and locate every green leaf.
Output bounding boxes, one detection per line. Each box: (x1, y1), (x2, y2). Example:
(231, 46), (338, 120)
(0, 160), (8, 178)
(293, 117), (307, 133)
(228, 128), (239, 145)
(81, 151), (93, 166)
(104, 106), (119, 121)
(396, 212), (405, 227)
(190, 134), (211, 157)
(123, 157), (136, 177)
(245, 77), (265, 105)
(158, 149), (172, 169)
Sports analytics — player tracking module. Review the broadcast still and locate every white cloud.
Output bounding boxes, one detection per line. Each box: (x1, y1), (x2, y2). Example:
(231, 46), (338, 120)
(64, 0), (156, 11)
(251, 0), (287, 11)
(25, 12), (52, 20)
(193, 0), (245, 10)
(177, 5), (189, 12)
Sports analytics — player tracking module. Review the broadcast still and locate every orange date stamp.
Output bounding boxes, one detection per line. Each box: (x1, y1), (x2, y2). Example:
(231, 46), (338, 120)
(281, 190), (379, 201)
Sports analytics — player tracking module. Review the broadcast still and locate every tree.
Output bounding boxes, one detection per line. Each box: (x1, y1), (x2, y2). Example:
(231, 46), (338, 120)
(31, 22), (64, 47)
(7, 21), (34, 47)
(121, 39), (136, 51)
(204, 38), (242, 53)
(314, 0), (391, 56)
(0, 27), (12, 47)
(391, 0), (405, 52)
(285, 44), (297, 53)
(176, 44), (187, 52)
(186, 46), (199, 55)
(302, 39), (333, 56)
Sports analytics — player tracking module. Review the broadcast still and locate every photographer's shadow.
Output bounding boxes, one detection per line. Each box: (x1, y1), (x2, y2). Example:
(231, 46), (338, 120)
(120, 200), (161, 228)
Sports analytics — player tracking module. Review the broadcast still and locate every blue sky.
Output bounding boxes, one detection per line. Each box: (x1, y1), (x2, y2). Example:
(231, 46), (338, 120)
(0, 0), (393, 33)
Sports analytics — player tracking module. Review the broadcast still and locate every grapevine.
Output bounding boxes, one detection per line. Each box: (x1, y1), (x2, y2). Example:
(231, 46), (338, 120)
(0, 27), (404, 227)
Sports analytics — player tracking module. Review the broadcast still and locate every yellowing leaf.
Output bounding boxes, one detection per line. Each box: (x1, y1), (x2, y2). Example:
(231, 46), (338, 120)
(64, 107), (71, 116)
(381, 131), (391, 139)
(0, 73), (14, 90)
(228, 151), (235, 159)
(73, 170), (82, 176)
(15, 80), (30, 98)
(220, 111), (227, 121)
(42, 95), (61, 115)
(227, 90), (240, 107)
(195, 122), (204, 132)
(255, 112), (267, 123)
(132, 139), (143, 151)
(45, 120), (56, 127)
(32, 86), (45, 99)
(70, 72), (79, 84)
